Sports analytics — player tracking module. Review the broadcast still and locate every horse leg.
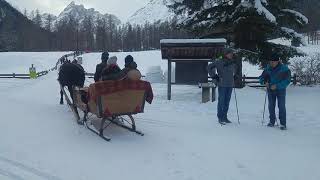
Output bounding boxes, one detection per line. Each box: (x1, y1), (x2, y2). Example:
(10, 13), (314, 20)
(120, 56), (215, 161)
(68, 86), (74, 102)
(60, 89), (64, 104)
(68, 85), (80, 116)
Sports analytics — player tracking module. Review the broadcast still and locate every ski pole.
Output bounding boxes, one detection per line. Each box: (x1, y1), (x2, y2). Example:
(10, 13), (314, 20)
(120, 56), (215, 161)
(234, 88), (240, 124)
(262, 89), (267, 125)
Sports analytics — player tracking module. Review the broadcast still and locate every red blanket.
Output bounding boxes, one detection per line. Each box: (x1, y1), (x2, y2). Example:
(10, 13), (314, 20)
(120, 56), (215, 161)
(87, 80), (154, 104)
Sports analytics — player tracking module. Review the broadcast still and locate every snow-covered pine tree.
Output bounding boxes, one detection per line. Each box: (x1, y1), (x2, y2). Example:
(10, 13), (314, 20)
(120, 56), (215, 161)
(168, 0), (308, 65)
(33, 9), (42, 27)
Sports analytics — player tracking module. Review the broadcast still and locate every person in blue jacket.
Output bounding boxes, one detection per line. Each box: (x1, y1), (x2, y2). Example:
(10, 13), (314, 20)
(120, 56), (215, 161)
(259, 54), (291, 130)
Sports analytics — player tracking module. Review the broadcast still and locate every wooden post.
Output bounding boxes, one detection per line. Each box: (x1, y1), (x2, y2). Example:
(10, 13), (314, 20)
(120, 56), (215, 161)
(202, 87), (210, 103)
(211, 87), (216, 102)
(13, 73), (15, 78)
(242, 75), (246, 87)
(168, 59), (172, 100)
(293, 73), (297, 85)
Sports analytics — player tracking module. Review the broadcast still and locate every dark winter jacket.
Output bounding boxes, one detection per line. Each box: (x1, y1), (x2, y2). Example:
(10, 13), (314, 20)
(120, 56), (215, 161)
(259, 63), (291, 90)
(101, 65), (122, 81)
(207, 58), (237, 87)
(94, 61), (108, 82)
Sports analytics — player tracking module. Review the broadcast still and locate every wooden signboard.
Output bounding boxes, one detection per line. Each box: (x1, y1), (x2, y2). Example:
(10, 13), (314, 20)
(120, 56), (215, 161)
(160, 39), (226, 60)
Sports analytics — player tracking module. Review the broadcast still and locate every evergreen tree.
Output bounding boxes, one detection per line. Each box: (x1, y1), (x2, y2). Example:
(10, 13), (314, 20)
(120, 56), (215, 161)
(136, 25), (142, 51)
(23, 8), (27, 17)
(33, 9), (42, 27)
(81, 15), (94, 50)
(44, 14), (53, 32)
(95, 17), (107, 51)
(169, 0), (309, 64)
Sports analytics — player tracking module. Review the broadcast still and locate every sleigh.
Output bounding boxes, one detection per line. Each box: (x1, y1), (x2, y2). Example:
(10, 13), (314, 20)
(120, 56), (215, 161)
(63, 80), (153, 141)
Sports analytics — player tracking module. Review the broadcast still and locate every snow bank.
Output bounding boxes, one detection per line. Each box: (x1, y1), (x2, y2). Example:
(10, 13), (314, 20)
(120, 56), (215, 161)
(145, 66), (164, 83)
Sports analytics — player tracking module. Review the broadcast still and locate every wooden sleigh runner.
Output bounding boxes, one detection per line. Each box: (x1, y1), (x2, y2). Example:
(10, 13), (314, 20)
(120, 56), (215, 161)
(62, 80), (153, 141)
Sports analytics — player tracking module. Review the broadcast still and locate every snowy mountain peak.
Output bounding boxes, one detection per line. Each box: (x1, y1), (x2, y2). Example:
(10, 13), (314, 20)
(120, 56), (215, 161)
(127, 0), (175, 25)
(55, 1), (121, 25)
(66, 1), (76, 9)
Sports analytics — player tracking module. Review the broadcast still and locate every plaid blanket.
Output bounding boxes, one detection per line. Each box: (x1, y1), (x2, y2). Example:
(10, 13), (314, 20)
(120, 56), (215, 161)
(87, 80), (154, 104)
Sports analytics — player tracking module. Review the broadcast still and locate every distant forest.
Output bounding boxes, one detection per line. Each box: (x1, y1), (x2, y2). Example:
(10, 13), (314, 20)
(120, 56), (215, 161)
(0, 0), (191, 52)
(1, 0), (320, 52)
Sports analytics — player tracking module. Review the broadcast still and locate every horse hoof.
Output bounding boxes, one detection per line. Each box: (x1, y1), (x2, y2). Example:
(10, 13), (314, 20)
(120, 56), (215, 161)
(60, 102), (63, 105)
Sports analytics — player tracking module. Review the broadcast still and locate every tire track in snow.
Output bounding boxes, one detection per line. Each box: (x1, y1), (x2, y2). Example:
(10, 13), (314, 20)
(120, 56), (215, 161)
(0, 156), (62, 180)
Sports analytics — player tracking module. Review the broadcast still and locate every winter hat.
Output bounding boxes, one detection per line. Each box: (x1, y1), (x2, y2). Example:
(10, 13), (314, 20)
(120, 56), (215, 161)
(125, 55), (134, 66)
(107, 56), (118, 65)
(101, 52), (109, 62)
(127, 61), (137, 69)
(270, 53), (280, 61)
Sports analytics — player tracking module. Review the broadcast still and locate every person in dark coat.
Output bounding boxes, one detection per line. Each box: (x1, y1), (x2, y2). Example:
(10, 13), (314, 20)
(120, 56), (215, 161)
(101, 56), (121, 81)
(207, 48), (238, 124)
(117, 55), (141, 80)
(94, 52), (109, 82)
(101, 64), (122, 81)
(259, 54), (291, 130)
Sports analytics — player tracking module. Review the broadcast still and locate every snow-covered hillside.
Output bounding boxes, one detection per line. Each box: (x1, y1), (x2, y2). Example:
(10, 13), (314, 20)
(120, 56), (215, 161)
(28, 1), (121, 28)
(55, 1), (121, 25)
(0, 49), (319, 180)
(127, 0), (175, 25)
(40, 13), (58, 26)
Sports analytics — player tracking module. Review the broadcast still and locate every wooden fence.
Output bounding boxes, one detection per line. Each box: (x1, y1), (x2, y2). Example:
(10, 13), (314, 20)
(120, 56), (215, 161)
(242, 74), (297, 87)
(208, 74), (297, 88)
(0, 71), (49, 79)
(0, 51), (84, 79)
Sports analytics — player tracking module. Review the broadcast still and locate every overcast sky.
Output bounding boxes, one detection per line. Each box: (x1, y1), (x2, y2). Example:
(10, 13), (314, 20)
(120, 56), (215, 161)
(6, 0), (149, 21)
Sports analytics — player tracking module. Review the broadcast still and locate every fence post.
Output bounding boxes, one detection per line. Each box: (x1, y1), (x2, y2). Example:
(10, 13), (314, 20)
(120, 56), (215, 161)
(293, 73), (297, 85)
(242, 75), (246, 87)
(13, 73), (15, 78)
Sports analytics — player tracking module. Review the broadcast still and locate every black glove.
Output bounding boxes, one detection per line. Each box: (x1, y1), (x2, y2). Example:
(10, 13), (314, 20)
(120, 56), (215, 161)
(234, 74), (241, 80)
(264, 74), (270, 84)
(212, 74), (220, 82)
(261, 70), (270, 84)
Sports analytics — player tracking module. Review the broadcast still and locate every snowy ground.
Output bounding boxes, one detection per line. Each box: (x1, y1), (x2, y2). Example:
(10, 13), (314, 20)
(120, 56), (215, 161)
(0, 50), (319, 180)
(0, 52), (71, 73)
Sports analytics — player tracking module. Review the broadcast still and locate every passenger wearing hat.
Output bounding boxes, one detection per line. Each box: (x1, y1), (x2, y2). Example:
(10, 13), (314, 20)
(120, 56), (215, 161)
(107, 56), (118, 66)
(101, 56), (121, 81)
(118, 55), (141, 80)
(207, 48), (238, 124)
(259, 53), (291, 130)
(94, 52), (109, 82)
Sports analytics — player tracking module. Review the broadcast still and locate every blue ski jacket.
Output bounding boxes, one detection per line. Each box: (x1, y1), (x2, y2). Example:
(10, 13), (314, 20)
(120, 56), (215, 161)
(259, 63), (291, 90)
